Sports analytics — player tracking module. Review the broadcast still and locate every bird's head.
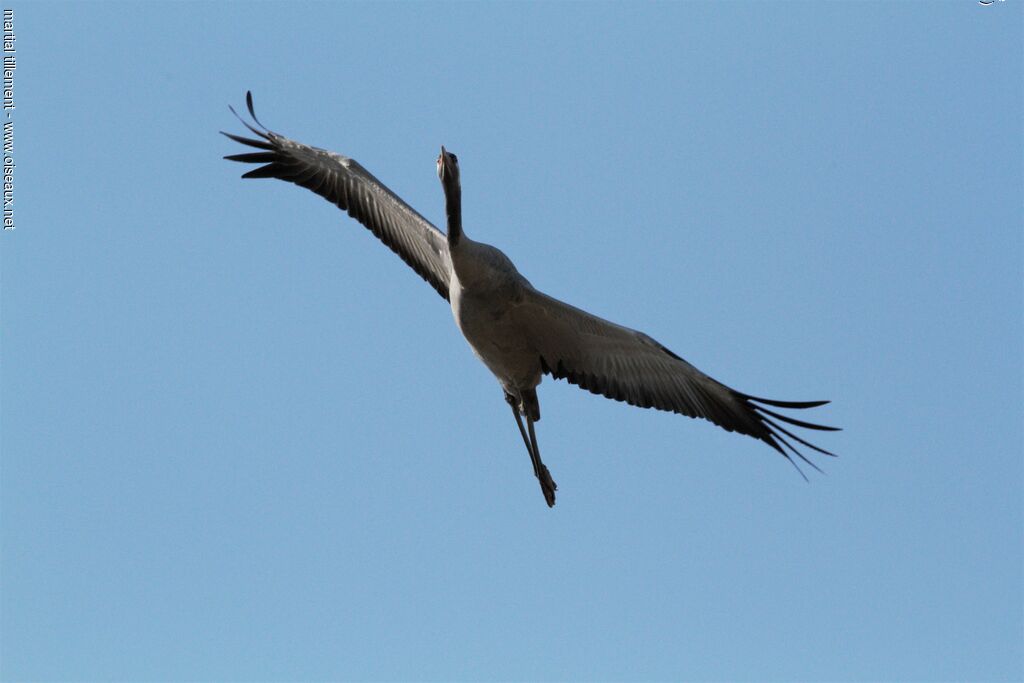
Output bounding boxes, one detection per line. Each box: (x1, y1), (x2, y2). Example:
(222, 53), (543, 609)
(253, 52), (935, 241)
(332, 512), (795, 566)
(437, 146), (460, 187)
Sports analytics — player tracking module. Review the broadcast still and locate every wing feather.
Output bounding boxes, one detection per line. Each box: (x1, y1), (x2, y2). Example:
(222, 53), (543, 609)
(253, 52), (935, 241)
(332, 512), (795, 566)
(223, 92), (451, 301)
(515, 287), (838, 474)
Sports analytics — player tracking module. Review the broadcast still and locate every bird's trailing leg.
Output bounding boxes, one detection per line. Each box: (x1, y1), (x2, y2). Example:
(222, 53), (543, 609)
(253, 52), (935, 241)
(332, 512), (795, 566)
(505, 392), (557, 507)
(527, 413), (557, 507)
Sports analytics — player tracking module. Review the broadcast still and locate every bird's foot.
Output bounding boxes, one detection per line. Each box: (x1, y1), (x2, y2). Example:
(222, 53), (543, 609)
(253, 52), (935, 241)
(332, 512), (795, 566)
(538, 465), (557, 507)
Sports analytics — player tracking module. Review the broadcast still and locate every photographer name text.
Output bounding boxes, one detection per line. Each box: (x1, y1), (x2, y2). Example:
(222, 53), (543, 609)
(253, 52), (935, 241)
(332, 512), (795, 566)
(3, 7), (15, 230)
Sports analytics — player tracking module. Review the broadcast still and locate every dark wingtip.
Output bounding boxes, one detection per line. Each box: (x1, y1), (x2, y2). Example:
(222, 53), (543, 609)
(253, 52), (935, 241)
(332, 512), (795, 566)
(769, 427), (825, 476)
(246, 90), (269, 131)
(226, 91), (275, 140)
(221, 130), (275, 150)
(228, 104), (265, 139)
(241, 163), (285, 179)
(224, 152), (277, 163)
(754, 405), (841, 432)
(741, 393), (827, 409)
(767, 417), (837, 458)
(778, 444), (811, 482)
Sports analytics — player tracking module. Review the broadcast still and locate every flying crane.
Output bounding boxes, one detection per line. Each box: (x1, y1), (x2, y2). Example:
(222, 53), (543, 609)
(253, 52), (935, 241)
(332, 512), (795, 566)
(224, 92), (838, 507)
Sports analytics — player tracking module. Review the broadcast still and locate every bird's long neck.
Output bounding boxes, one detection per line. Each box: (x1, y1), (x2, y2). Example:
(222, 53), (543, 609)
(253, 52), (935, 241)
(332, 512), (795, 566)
(444, 179), (463, 249)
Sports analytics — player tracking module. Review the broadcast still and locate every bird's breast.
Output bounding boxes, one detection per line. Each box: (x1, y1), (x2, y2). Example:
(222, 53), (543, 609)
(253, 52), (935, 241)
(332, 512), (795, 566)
(449, 270), (540, 392)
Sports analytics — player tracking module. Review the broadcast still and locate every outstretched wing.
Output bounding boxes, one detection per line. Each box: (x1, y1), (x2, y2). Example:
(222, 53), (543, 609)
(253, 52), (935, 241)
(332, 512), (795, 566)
(513, 287), (839, 476)
(222, 92), (452, 301)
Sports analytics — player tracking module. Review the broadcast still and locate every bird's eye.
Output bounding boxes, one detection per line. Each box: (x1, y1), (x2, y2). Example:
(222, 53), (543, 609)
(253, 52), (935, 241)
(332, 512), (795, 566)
(450, 154), (458, 163)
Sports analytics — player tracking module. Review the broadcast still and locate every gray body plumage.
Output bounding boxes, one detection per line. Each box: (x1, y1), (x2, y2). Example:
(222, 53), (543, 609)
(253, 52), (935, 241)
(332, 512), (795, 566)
(449, 239), (541, 410)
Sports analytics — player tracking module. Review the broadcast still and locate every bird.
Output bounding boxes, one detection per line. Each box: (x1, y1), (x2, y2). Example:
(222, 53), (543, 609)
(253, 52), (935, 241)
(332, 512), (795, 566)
(223, 92), (838, 507)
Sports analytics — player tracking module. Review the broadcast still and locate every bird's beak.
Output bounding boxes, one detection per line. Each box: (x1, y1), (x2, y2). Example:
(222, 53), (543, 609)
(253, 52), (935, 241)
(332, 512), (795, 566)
(439, 146), (451, 177)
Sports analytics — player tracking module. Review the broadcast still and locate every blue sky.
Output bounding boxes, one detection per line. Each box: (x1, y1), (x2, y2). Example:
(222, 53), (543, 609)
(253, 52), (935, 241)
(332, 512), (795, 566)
(2, 2), (1021, 681)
